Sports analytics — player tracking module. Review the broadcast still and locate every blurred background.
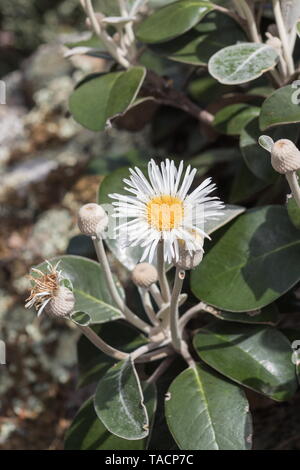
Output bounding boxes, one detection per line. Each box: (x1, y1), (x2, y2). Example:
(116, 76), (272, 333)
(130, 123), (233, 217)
(1, 0), (300, 450)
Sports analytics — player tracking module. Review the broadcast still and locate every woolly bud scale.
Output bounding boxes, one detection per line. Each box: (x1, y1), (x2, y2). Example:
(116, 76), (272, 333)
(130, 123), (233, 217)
(131, 263), (158, 288)
(78, 203), (108, 237)
(271, 139), (300, 174)
(45, 286), (75, 318)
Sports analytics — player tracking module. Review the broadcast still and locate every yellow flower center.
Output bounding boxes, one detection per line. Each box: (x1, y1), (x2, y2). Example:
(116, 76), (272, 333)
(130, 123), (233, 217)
(147, 195), (184, 231)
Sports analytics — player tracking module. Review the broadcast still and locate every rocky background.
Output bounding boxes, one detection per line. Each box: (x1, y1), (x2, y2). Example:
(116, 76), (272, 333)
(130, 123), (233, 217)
(1, 0), (300, 450)
(0, 0), (152, 449)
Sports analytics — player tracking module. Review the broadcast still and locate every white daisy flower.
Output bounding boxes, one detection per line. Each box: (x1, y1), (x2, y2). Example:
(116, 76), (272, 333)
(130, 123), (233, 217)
(109, 159), (224, 263)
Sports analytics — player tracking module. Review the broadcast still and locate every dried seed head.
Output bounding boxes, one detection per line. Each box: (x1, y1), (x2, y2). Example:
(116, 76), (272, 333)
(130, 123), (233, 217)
(271, 139), (300, 174)
(173, 237), (204, 270)
(45, 286), (75, 319)
(131, 263), (158, 288)
(78, 203), (108, 237)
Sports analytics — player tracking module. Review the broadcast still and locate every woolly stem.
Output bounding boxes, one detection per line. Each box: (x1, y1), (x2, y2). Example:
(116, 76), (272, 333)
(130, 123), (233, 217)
(77, 325), (128, 360)
(82, 0), (130, 68)
(146, 357), (174, 384)
(93, 236), (151, 334)
(141, 288), (160, 326)
(170, 267), (185, 352)
(286, 171), (300, 208)
(157, 240), (170, 303)
(149, 284), (164, 308)
(273, 0), (295, 75)
(238, 0), (261, 42)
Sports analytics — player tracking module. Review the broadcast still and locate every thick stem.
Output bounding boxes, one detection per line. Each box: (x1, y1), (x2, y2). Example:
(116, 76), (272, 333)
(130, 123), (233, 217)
(179, 303), (204, 330)
(286, 171), (300, 208)
(157, 240), (171, 303)
(149, 283), (164, 308)
(82, 0), (130, 68)
(135, 346), (174, 363)
(146, 357), (174, 384)
(236, 0), (261, 42)
(170, 267), (185, 352)
(141, 288), (160, 326)
(78, 324), (128, 360)
(273, 0), (295, 75)
(131, 339), (169, 361)
(130, 0), (147, 16)
(93, 236), (151, 333)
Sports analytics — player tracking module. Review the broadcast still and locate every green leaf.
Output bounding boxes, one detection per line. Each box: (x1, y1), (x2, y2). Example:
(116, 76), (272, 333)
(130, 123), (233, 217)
(259, 85), (300, 131)
(208, 43), (278, 85)
(193, 322), (298, 401)
(297, 21), (300, 37)
(149, 10), (246, 65)
(65, 383), (156, 450)
(216, 304), (279, 326)
(240, 119), (299, 182)
(214, 103), (260, 136)
(94, 357), (149, 440)
(33, 256), (123, 324)
(191, 206), (300, 311)
(287, 196), (300, 230)
(69, 67), (146, 131)
(205, 204), (245, 234)
(77, 322), (147, 388)
(65, 397), (145, 450)
(136, 0), (214, 44)
(165, 365), (252, 450)
(229, 161), (270, 204)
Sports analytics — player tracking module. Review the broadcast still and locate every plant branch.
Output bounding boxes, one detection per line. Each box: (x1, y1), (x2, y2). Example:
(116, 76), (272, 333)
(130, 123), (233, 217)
(170, 267), (185, 352)
(141, 70), (214, 126)
(149, 283), (164, 308)
(157, 240), (171, 303)
(146, 357), (174, 384)
(93, 236), (151, 334)
(273, 0), (295, 75)
(238, 0), (261, 42)
(81, 0), (130, 68)
(286, 171), (300, 208)
(141, 288), (160, 326)
(135, 346), (174, 363)
(77, 324), (128, 360)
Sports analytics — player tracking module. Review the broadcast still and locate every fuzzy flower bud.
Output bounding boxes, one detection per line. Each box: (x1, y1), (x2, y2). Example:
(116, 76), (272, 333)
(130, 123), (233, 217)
(78, 203), (108, 237)
(271, 139), (300, 174)
(131, 263), (158, 288)
(265, 33), (282, 53)
(173, 237), (204, 270)
(174, 249), (203, 271)
(45, 286), (75, 319)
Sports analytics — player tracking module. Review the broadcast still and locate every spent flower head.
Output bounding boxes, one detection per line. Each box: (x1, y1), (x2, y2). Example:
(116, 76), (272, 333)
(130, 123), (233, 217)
(25, 261), (72, 317)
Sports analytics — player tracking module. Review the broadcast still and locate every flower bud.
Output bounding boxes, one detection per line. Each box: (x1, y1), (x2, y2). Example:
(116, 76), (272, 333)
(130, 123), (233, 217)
(45, 286), (75, 318)
(271, 139), (300, 174)
(78, 203), (108, 237)
(131, 263), (158, 288)
(265, 33), (282, 52)
(174, 249), (203, 270)
(174, 237), (204, 270)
